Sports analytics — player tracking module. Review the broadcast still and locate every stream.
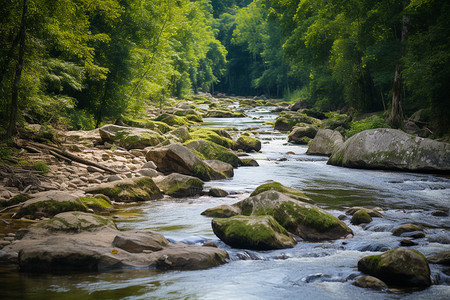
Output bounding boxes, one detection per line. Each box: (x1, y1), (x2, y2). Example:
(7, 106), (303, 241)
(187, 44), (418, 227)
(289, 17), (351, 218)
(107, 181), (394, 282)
(1, 106), (450, 299)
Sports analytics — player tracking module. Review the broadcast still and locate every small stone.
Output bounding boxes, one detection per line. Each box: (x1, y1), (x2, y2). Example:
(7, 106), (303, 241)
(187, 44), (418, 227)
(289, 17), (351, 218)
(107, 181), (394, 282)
(392, 224), (422, 236)
(338, 214), (347, 220)
(88, 178), (102, 184)
(202, 241), (218, 248)
(132, 158), (142, 164)
(400, 239), (418, 246)
(3, 237), (15, 242)
(427, 251), (450, 265)
(142, 161), (157, 169)
(6, 233), (15, 237)
(400, 231), (425, 239)
(209, 188), (229, 198)
(107, 175), (122, 182)
(87, 166), (104, 173)
(351, 209), (373, 225)
(431, 210), (448, 217)
(125, 172), (133, 178)
(138, 169), (158, 177)
(130, 149), (145, 157)
(353, 276), (388, 290)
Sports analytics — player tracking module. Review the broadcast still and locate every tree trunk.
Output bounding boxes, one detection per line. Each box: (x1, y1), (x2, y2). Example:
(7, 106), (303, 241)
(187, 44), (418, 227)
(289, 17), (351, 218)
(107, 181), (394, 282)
(388, 14), (410, 129)
(7, 0), (28, 137)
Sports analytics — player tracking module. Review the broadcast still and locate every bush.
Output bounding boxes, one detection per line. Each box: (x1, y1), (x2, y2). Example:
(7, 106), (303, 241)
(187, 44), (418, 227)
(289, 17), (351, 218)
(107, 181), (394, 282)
(345, 115), (390, 138)
(34, 161), (50, 175)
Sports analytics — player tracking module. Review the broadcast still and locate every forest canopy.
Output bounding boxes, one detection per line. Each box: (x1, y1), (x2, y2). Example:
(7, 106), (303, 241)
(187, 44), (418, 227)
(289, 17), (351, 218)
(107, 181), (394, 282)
(1, 0), (449, 135)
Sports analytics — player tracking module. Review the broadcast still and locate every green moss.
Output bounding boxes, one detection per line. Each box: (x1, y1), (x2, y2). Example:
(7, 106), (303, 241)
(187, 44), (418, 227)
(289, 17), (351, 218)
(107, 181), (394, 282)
(7, 194), (32, 206)
(344, 115), (390, 138)
(234, 136), (261, 152)
(193, 164), (214, 181)
(185, 114), (203, 123)
(185, 140), (240, 167)
(34, 161), (49, 175)
(80, 197), (113, 212)
(154, 113), (191, 126)
(17, 200), (88, 219)
(164, 178), (203, 196)
(250, 182), (310, 200)
(190, 128), (235, 149)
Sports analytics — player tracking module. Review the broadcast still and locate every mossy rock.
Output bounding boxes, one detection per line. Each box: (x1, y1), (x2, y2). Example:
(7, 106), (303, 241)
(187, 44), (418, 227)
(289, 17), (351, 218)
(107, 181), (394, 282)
(274, 112), (322, 131)
(233, 136), (261, 152)
(201, 205), (241, 218)
(358, 248), (431, 288)
(288, 125), (318, 144)
(0, 194), (32, 207)
(185, 139), (241, 167)
(250, 182), (312, 203)
(239, 158), (259, 166)
(99, 125), (164, 149)
(185, 114), (203, 123)
(122, 118), (173, 134)
(85, 177), (163, 203)
(205, 110), (246, 118)
(165, 126), (192, 143)
(154, 173), (204, 198)
(212, 215), (296, 250)
(236, 190), (352, 241)
(350, 209), (373, 225)
(392, 224), (422, 236)
(189, 128), (235, 149)
(80, 196), (113, 213)
(154, 113), (191, 126)
(14, 191), (88, 219)
(35, 212), (117, 233)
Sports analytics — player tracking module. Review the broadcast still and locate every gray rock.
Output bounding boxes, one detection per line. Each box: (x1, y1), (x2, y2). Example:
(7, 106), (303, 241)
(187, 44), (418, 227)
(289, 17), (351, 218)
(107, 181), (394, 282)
(112, 230), (169, 253)
(353, 276), (388, 290)
(107, 175), (122, 182)
(154, 173), (204, 198)
(137, 169), (158, 177)
(306, 129), (344, 156)
(99, 125), (163, 149)
(287, 124), (318, 145)
(204, 160), (234, 178)
(427, 251), (450, 265)
(392, 224), (422, 236)
(142, 161), (157, 169)
(350, 209), (373, 225)
(209, 187), (228, 197)
(328, 128), (450, 173)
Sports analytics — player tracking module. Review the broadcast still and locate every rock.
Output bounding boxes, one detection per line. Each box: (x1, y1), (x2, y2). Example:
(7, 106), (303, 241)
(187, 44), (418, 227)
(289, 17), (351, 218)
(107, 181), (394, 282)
(137, 169), (158, 177)
(274, 111), (322, 131)
(306, 129), (344, 156)
(209, 188), (228, 197)
(204, 110), (246, 118)
(99, 125), (164, 149)
(86, 177), (163, 202)
(185, 139), (241, 167)
(153, 113), (191, 126)
(79, 196), (113, 213)
(202, 241), (218, 248)
(358, 248), (431, 288)
(112, 230), (170, 253)
(350, 209), (373, 225)
(328, 128), (450, 173)
(345, 207), (383, 218)
(239, 158), (259, 166)
(427, 251), (450, 265)
(189, 128), (235, 149)
(142, 161), (157, 169)
(431, 210), (448, 217)
(204, 160), (234, 178)
(235, 190), (352, 241)
(400, 231), (425, 239)
(212, 215), (296, 250)
(153, 173), (204, 198)
(400, 239), (418, 246)
(287, 124), (318, 145)
(107, 175), (122, 182)
(392, 224), (422, 236)
(165, 126), (191, 143)
(145, 144), (226, 181)
(233, 136), (261, 152)
(87, 166), (104, 173)
(353, 276), (388, 290)
(0, 250), (18, 264)
(250, 182), (313, 203)
(201, 205), (241, 218)
(14, 191), (87, 219)
(289, 99), (306, 111)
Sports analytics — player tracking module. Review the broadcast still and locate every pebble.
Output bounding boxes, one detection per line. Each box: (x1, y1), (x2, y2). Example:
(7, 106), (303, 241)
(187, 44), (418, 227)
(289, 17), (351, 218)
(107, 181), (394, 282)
(87, 166), (104, 173)
(400, 239), (418, 246)
(89, 178), (102, 184)
(3, 237), (14, 242)
(138, 169), (158, 177)
(142, 161), (157, 169)
(432, 210), (448, 217)
(107, 175), (122, 182)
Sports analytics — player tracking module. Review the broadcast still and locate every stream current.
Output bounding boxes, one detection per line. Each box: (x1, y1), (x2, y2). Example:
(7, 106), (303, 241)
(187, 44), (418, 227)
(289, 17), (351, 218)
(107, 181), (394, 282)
(1, 106), (449, 299)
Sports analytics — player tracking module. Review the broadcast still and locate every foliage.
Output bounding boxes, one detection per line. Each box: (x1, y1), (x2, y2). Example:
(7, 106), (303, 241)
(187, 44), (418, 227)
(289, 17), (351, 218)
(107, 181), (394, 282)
(33, 161), (50, 175)
(345, 115), (390, 138)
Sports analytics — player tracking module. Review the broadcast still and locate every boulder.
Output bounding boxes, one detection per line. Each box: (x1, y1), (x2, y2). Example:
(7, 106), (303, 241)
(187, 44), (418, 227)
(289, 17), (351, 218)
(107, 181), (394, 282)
(85, 177), (163, 202)
(233, 136), (261, 152)
(306, 129), (344, 156)
(392, 224), (422, 236)
(350, 209), (373, 225)
(239, 158), (259, 166)
(153, 173), (204, 198)
(353, 276), (388, 290)
(236, 190), (352, 241)
(145, 144), (226, 181)
(205, 110), (246, 118)
(112, 230), (169, 253)
(99, 125), (163, 149)
(153, 113), (191, 126)
(345, 207), (383, 218)
(189, 128), (235, 149)
(358, 248), (431, 288)
(274, 112), (322, 132)
(328, 128), (450, 173)
(212, 215), (296, 250)
(204, 160), (234, 178)
(79, 196), (113, 213)
(427, 251), (450, 265)
(185, 139), (241, 167)
(201, 205), (241, 218)
(250, 182), (313, 203)
(209, 187), (229, 197)
(287, 124), (318, 145)
(165, 126), (192, 143)
(14, 191), (87, 219)
(289, 99), (306, 111)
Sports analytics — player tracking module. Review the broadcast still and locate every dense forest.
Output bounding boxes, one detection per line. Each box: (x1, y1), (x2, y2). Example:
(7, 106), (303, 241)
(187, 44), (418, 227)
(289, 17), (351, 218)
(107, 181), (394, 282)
(1, 0), (449, 136)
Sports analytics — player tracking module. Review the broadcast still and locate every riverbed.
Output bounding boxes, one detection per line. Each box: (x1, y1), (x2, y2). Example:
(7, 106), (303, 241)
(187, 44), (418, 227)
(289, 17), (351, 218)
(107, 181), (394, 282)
(1, 106), (449, 299)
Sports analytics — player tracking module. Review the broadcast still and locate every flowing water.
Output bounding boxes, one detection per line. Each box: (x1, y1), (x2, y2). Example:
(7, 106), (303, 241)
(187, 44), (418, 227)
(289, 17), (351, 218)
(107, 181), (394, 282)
(1, 106), (450, 299)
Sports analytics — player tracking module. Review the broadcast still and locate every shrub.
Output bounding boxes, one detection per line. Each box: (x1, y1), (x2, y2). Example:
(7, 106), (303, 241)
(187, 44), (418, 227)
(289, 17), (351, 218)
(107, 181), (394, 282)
(345, 115), (390, 138)
(34, 161), (50, 175)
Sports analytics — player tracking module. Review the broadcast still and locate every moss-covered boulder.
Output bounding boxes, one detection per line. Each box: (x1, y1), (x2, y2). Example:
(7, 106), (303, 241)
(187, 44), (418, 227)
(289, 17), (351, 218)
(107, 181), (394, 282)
(345, 207), (383, 218)
(353, 276), (388, 290)
(392, 224), (422, 236)
(85, 177), (163, 202)
(427, 250), (450, 265)
(358, 248), (431, 288)
(306, 129), (344, 156)
(287, 124), (318, 145)
(154, 173), (204, 198)
(212, 215), (296, 250)
(112, 230), (169, 253)
(240, 158), (259, 166)
(201, 205), (241, 218)
(205, 110), (246, 118)
(14, 191), (88, 219)
(250, 182), (313, 203)
(351, 209), (373, 225)
(145, 144), (226, 181)
(274, 112), (322, 131)
(236, 191), (352, 241)
(122, 118), (173, 134)
(32, 212), (117, 233)
(99, 125), (164, 149)
(233, 136), (261, 152)
(204, 160), (234, 178)
(154, 113), (191, 126)
(165, 126), (192, 143)
(79, 196), (113, 213)
(328, 128), (450, 173)
(185, 139), (241, 167)
(189, 128), (235, 149)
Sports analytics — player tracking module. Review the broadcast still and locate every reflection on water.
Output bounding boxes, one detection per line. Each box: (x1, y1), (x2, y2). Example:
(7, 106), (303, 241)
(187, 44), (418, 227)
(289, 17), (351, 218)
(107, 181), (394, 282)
(1, 106), (449, 299)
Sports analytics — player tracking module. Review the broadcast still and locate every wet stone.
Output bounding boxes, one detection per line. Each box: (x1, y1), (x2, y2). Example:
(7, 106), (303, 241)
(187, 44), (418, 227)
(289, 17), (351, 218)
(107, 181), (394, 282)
(400, 231), (426, 239)
(400, 239), (418, 246)
(432, 210), (448, 217)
